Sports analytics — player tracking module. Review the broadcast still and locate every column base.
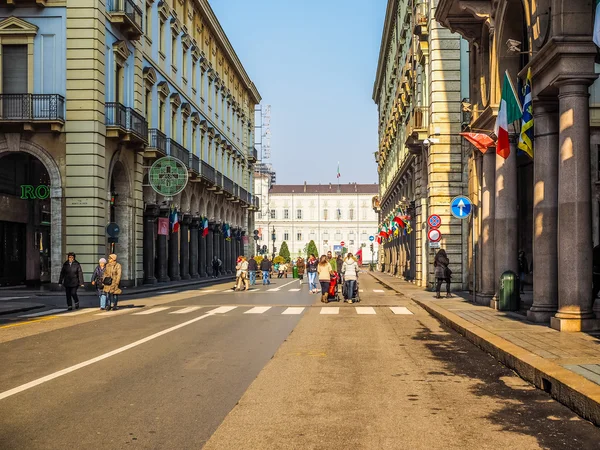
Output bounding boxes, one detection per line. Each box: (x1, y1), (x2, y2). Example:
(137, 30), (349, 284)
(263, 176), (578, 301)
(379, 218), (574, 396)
(144, 277), (158, 285)
(158, 276), (170, 283)
(170, 275), (181, 282)
(181, 274), (191, 280)
(474, 293), (494, 307)
(191, 274), (200, 279)
(550, 316), (600, 332)
(527, 308), (557, 323)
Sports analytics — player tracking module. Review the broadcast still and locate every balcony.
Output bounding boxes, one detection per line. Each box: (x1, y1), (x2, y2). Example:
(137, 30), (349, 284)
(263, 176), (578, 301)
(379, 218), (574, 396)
(144, 129), (167, 159)
(0, 94), (64, 132)
(405, 105), (430, 153)
(239, 187), (249, 206)
(251, 195), (260, 211)
(1, 0), (47, 6)
(201, 161), (216, 185)
(105, 102), (148, 146)
(223, 175), (234, 197)
(107, 0), (143, 40)
(248, 147), (258, 163)
(213, 171), (224, 194)
(167, 139), (189, 167)
(189, 153), (200, 177)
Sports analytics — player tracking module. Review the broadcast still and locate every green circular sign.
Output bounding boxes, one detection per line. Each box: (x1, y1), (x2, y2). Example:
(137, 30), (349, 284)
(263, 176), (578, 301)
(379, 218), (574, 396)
(149, 156), (189, 197)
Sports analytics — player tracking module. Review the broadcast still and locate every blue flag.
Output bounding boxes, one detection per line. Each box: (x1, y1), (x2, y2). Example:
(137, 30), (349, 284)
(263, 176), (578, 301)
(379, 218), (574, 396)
(518, 68), (534, 159)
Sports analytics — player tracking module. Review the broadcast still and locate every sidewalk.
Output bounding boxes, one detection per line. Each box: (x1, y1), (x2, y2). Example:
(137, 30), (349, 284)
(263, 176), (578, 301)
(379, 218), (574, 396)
(369, 270), (600, 427)
(0, 275), (233, 316)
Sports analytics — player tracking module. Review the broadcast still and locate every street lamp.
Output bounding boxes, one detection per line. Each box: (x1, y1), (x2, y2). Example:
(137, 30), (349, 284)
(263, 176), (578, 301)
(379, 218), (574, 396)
(271, 226), (276, 259)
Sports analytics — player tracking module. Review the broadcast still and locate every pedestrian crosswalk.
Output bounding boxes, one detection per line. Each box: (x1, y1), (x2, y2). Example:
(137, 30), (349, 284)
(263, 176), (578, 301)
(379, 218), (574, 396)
(203, 287), (389, 295)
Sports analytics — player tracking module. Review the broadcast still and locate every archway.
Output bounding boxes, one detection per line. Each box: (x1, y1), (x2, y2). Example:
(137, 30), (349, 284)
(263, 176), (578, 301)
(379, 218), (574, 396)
(108, 160), (133, 282)
(0, 136), (62, 285)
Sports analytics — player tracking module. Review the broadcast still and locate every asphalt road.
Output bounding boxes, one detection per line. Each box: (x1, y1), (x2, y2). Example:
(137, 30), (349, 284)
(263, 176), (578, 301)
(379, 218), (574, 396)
(2, 274), (600, 449)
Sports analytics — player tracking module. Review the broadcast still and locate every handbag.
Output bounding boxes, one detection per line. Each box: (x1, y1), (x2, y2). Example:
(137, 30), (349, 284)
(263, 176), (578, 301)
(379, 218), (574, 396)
(444, 266), (453, 278)
(103, 276), (113, 286)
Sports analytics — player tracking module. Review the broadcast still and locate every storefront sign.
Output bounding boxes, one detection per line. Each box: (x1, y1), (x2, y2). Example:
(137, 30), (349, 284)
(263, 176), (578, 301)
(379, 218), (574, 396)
(20, 185), (50, 200)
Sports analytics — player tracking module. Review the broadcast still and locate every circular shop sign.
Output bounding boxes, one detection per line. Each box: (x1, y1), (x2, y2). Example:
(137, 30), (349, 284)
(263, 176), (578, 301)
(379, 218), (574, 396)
(149, 156), (189, 197)
(427, 228), (442, 243)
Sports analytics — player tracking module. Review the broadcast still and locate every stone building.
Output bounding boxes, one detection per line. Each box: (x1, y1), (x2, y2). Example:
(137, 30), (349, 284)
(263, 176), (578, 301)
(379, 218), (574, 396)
(373, 0), (469, 289)
(0, 0), (259, 287)
(436, 0), (600, 331)
(253, 181), (379, 263)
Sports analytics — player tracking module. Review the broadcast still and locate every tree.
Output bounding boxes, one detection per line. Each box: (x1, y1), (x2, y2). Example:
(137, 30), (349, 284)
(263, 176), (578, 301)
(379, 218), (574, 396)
(306, 240), (319, 258)
(273, 255), (286, 265)
(279, 241), (291, 262)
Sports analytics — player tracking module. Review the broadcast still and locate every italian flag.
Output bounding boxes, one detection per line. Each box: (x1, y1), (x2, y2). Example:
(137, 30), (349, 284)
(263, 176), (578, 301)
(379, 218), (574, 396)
(494, 71), (522, 159)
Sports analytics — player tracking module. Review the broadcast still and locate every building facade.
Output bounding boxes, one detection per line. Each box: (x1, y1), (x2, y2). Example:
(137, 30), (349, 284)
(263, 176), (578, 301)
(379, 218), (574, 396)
(373, 0), (469, 289)
(436, 0), (600, 331)
(253, 182), (379, 263)
(0, 0), (260, 287)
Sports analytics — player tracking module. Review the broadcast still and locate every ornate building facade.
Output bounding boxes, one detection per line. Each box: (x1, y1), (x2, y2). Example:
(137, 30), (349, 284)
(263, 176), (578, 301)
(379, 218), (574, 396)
(436, 0), (600, 331)
(0, 0), (259, 287)
(373, 0), (469, 289)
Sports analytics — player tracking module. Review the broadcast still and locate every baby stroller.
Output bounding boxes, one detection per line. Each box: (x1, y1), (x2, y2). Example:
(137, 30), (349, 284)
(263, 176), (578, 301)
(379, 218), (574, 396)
(339, 278), (360, 303)
(328, 271), (340, 301)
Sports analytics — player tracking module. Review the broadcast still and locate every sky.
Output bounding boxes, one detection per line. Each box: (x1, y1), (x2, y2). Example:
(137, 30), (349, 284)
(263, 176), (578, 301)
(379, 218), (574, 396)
(209, 0), (387, 185)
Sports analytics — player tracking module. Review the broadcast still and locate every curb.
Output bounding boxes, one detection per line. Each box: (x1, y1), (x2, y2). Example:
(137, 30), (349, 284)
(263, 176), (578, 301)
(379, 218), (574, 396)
(0, 304), (45, 316)
(369, 271), (600, 427)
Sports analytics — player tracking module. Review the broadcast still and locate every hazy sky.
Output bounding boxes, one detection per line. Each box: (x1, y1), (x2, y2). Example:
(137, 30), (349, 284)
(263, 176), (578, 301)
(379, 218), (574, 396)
(209, 0), (387, 185)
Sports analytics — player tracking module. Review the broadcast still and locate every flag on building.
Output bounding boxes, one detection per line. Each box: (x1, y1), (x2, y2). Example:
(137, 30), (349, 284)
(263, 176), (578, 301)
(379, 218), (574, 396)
(337, 162), (340, 179)
(594, 0), (600, 47)
(202, 217), (209, 237)
(459, 132), (496, 153)
(494, 70), (522, 159)
(518, 68), (534, 159)
(393, 214), (405, 229)
(169, 206), (180, 233)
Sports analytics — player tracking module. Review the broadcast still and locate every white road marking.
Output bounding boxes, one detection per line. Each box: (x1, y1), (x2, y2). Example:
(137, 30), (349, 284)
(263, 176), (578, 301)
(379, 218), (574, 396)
(201, 289), (217, 293)
(19, 309), (67, 318)
(244, 306), (271, 314)
(267, 288), (279, 292)
(133, 307), (171, 315)
(390, 307), (413, 315)
(63, 309), (98, 317)
(0, 296), (31, 301)
(320, 307), (339, 315)
(0, 311), (215, 402)
(222, 289), (235, 293)
(207, 306), (237, 314)
(96, 308), (136, 316)
(157, 290), (177, 294)
(373, 289), (385, 293)
(355, 307), (376, 315)
(270, 280), (298, 292)
(288, 288), (301, 292)
(282, 307), (304, 315)
(359, 289), (364, 293)
(169, 306), (202, 315)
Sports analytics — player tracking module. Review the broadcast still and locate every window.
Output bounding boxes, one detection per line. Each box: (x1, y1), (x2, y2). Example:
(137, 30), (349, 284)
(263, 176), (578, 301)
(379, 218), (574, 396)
(145, 88), (152, 122)
(200, 69), (205, 99)
(171, 110), (177, 140)
(297, 232), (302, 241)
(115, 63), (124, 102)
(192, 60), (197, 92)
(349, 208), (354, 220)
(159, 100), (165, 131)
(270, 209), (276, 219)
(284, 209), (289, 219)
(159, 20), (165, 54)
(335, 230), (342, 240)
(309, 230), (316, 240)
(323, 209), (328, 220)
(2, 45), (27, 95)
(192, 127), (197, 155)
(296, 209), (302, 219)
(349, 240), (354, 246)
(283, 231), (289, 241)
(171, 34), (177, 69)
(336, 208), (342, 220)
(182, 119), (188, 147)
(182, 49), (188, 80)
(145, 2), (152, 36)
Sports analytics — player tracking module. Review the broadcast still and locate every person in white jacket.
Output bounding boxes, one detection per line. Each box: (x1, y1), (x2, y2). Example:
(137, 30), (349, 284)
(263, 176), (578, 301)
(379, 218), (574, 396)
(341, 254), (359, 303)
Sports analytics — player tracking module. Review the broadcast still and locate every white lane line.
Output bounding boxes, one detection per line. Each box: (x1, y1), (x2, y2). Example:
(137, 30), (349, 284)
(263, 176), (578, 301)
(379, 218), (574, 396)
(267, 288), (279, 292)
(373, 289), (385, 293)
(390, 307), (413, 315)
(355, 307), (376, 315)
(201, 289), (217, 293)
(282, 307), (304, 315)
(96, 308), (136, 316)
(157, 290), (177, 294)
(206, 306), (237, 314)
(320, 307), (339, 315)
(169, 306), (202, 315)
(288, 288), (301, 292)
(19, 309), (67, 318)
(222, 289), (234, 293)
(63, 309), (98, 317)
(0, 311), (214, 402)
(244, 306), (271, 314)
(270, 280), (298, 292)
(133, 307), (171, 315)
(1, 296), (31, 301)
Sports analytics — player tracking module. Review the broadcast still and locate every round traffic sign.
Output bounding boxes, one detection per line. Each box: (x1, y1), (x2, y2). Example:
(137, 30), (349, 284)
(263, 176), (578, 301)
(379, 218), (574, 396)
(106, 222), (120, 238)
(369, 235), (375, 242)
(450, 195), (473, 219)
(427, 228), (442, 243)
(340, 241), (345, 247)
(428, 214), (442, 228)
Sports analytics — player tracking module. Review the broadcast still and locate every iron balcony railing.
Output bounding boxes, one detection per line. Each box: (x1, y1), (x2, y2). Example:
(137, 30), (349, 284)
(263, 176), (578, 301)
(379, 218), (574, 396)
(201, 161), (215, 184)
(105, 102), (148, 141)
(223, 176), (234, 195)
(167, 139), (189, 168)
(190, 154), (200, 174)
(107, 0), (143, 31)
(239, 187), (249, 204)
(253, 196), (259, 209)
(0, 94), (65, 121)
(148, 129), (167, 155)
(215, 171), (224, 189)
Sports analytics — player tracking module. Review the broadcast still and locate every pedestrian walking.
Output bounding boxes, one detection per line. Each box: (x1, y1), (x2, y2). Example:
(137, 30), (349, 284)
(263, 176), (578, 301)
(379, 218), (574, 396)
(518, 250), (529, 294)
(235, 256), (250, 291)
(327, 251), (337, 272)
(58, 252), (84, 311)
(434, 249), (452, 299)
(278, 262), (287, 278)
(341, 253), (359, 304)
(102, 253), (122, 310)
(212, 256), (221, 277)
(260, 255), (272, 285)
(91, 258), (107, 310)
(296, 257), (305, 282)
(248, 255), (258, 286)
(317, 255), (334, 303)
(306, 254), (318, 293)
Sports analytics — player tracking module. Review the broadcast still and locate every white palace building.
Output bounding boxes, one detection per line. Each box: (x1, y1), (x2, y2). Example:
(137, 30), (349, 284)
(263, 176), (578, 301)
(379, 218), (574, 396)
(254, 175), (379, 262)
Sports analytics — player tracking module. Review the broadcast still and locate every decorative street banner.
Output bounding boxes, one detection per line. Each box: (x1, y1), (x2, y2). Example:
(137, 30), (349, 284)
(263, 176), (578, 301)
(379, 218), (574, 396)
(157, 217), (169, 236)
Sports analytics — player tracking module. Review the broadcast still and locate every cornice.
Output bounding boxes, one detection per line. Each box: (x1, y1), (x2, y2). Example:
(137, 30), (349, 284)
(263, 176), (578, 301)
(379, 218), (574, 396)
(373, 0), (398, 102)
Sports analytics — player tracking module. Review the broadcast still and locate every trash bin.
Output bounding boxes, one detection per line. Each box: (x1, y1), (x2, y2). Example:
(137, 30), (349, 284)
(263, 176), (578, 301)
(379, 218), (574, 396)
(498, 270), (519, 311)
(292, 266), (298, 279)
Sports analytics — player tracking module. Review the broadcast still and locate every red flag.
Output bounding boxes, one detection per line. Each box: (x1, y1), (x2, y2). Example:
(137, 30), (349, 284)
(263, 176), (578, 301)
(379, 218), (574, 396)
(459, 132), (495, 153)
(393, 216), (405, 229)
(158, 217), (169, 236)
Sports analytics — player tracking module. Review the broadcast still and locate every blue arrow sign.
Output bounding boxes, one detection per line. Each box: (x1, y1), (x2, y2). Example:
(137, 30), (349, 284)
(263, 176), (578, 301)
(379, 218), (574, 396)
(450, 195), (472, 219)
(369, 235), (375, 242)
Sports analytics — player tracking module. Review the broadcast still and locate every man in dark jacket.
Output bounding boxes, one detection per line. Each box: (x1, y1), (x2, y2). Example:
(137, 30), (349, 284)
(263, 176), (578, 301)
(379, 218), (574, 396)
(260, 256), (272, 285)
(58, 252), (84, 310)
(212, 256), (221, 277)
(248, 256), (258, 286)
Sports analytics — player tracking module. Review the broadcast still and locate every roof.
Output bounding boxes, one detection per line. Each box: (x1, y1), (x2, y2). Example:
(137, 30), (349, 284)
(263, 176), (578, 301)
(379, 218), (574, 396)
(373, 0), (397, 103)
(268, 184), (379, 195)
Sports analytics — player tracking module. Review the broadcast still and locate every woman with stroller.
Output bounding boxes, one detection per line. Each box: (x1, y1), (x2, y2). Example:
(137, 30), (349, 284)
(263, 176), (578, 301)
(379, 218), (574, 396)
(317, 255), (334, 303)
(341, 253), (359, 304)
(306, 254), (319, 293)
(91, 257), (107, 310)
(434, 249), (452, 299)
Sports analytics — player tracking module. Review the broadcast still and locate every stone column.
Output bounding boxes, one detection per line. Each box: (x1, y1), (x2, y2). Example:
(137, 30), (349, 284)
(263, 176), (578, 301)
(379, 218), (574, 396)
(552, 79), (598, 331)
(213, 225), (221, 273)
(157, 208), (170, 282)
(199, 226), (207, 277)
(179, 215), (191, 280)
(206, 223), (214, 276)
(528, 100), (559, 322)
(478, 150), (496, 304)
(220, 231), (227, 274)
(190, 217), (200, 279)
(143, 204), (159, 284)
(169, 220), (180, 282)
(492, 137), (518, 308)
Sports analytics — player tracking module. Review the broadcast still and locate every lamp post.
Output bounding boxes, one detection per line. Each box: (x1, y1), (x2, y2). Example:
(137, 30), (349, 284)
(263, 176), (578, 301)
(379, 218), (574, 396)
(271, 226), (276, 259)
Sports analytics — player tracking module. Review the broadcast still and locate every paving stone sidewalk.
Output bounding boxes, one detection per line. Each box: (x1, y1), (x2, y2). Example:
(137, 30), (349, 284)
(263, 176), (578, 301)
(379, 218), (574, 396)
(369, 270), (600, 426)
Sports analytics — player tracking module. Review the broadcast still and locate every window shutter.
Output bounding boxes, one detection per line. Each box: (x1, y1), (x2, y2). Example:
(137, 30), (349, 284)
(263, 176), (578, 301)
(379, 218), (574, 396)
(3, 45), (28, 94)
